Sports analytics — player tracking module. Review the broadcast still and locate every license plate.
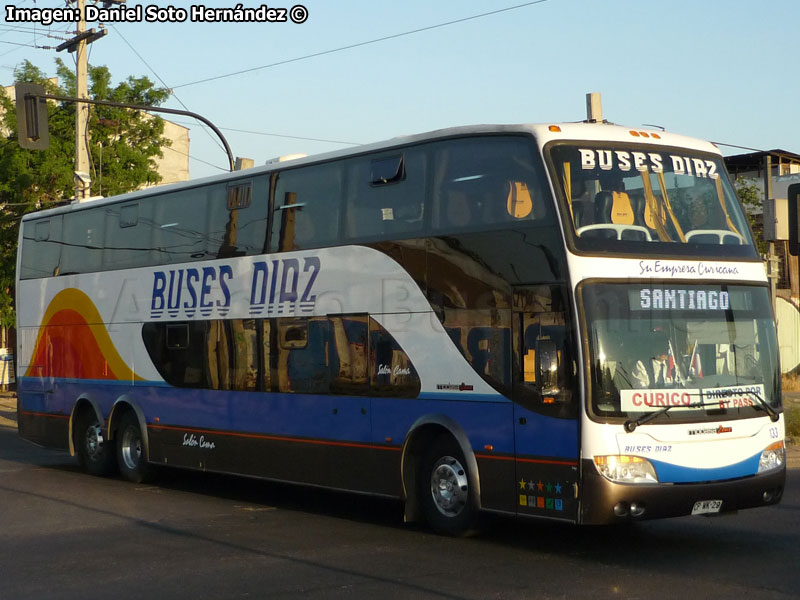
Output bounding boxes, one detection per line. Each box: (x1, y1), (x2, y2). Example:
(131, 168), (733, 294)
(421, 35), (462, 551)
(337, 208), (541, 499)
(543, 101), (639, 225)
(692, 500), (723, 515)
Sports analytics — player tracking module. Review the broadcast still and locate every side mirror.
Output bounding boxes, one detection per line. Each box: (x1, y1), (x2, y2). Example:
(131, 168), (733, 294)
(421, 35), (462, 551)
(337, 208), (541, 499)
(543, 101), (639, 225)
(789, 183), (800, 256)
(535, 339), (560, 395)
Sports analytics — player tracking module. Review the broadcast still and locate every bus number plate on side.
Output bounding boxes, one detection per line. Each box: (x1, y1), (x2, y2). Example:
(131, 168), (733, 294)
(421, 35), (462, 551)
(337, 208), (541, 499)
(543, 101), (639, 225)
(691, 500), (723, 515)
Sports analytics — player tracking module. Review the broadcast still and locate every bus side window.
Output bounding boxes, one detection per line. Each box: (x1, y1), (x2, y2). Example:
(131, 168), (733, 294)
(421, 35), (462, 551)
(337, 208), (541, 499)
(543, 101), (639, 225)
(105, 202), (155, 270)
(513, 286), (576, 417)
(442, 309), (512, 396)
(369, 318), (421, 398)
(431, 136), (548, 233)
(230, 319), (259, 392)
(150, 187), (210, 264)
(211, 179), (270, 258)
(20, 216), (63, 279)
(270, 164), (342, 252)
(329, 315), (369, 395)
(142, 321), (207, 388)
(61, 208), (107, 274)
(276, 317), (330, 394)
(344, 149), (427, 240)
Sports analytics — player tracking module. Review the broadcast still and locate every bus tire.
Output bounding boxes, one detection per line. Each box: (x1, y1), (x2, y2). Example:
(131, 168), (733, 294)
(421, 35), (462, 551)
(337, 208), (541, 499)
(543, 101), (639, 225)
(116, 411), (152, 484)
(418, 435), (477, 536)
(75, 409), (117, 477)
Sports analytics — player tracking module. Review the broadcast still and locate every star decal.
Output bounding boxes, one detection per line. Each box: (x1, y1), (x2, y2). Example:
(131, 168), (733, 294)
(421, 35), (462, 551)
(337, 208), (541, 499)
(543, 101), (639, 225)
(519, 478), (526, 490)
(555, 482), (563, 494)
(537, 480), (544, 491)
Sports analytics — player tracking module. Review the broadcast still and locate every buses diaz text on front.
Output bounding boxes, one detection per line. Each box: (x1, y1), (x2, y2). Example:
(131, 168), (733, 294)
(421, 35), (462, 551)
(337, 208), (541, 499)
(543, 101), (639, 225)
(150, 257), (321, 320)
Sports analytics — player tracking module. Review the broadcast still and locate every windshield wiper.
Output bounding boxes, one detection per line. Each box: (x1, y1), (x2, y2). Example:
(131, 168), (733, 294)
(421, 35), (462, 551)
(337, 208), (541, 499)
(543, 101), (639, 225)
(623, 399), (705, 433)
(624, 405), (673, 432)
(622, 378), (703, 431)
(743, 390), (780, 422)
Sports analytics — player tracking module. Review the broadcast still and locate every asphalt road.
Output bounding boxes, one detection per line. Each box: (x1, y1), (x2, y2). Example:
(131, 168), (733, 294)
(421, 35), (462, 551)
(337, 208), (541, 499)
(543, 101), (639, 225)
(1, 397), (798, 600)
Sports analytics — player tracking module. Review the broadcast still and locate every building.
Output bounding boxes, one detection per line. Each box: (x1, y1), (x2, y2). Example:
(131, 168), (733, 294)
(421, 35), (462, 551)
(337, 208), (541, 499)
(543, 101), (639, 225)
(725, 150), (800, 373)
(724, 149), (800, 299)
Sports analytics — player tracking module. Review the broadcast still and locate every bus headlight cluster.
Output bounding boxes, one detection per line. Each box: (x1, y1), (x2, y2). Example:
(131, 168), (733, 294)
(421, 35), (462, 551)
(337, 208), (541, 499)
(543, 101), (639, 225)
(594, 455), (658, 484)
(757, 441), (785, 473)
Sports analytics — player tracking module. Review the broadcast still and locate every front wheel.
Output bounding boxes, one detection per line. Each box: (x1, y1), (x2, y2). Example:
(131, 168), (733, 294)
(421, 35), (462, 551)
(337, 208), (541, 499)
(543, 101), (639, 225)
(418, 436), (477, 536)
(116, 411), (152, 483)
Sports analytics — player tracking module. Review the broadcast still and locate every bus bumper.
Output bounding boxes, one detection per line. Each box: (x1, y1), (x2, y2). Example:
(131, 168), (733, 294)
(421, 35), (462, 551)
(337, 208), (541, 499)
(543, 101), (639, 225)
(579, 459), (786, 525)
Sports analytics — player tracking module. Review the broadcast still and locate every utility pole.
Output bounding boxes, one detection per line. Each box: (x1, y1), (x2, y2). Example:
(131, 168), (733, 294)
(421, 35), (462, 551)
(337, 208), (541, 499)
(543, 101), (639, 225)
(75, 0), (90, 201)
(56, 1), (112, 201)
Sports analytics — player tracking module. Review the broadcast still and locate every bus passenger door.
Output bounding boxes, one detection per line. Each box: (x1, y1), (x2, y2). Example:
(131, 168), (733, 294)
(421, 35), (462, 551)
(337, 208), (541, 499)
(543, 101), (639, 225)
(271, 315), (372, 491)
(512, 285), (579, 522)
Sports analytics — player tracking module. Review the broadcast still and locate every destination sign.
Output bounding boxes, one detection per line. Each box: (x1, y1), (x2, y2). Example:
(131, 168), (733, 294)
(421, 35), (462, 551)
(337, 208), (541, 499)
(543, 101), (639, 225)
(620, 384), (766, 412)
(633, 288), (729, 311)
(627, 286), (759, 312)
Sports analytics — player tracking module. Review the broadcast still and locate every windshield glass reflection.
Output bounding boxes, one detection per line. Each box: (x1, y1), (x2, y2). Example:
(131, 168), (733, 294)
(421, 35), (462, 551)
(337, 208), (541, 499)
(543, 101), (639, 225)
(548, 144), (756, 254)
(583, 283), (780, 422)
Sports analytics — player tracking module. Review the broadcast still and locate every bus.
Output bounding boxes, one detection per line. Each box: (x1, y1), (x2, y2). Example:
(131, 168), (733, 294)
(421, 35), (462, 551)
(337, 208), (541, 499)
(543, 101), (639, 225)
(15, 122), (786, 535)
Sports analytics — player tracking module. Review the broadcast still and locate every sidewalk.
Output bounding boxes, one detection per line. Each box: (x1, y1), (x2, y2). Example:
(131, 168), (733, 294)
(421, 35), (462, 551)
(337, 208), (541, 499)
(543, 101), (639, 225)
(0, 391), (17, 429)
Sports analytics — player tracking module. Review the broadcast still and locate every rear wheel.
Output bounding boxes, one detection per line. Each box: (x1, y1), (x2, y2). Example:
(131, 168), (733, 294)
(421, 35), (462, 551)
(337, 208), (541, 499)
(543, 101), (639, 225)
(418, 436), (477, 536)
(75, 410), (116, 476)
(116, 411), (152, 483)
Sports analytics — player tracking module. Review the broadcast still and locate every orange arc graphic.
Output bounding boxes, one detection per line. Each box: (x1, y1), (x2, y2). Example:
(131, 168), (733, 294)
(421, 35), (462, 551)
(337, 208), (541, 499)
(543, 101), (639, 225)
(25, 288), (144, 381)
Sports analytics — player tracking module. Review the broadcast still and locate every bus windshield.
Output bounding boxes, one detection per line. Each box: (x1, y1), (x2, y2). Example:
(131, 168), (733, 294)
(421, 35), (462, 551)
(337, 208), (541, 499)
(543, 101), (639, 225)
(548, 143), (757, 257)
(582, 283), (780, 422)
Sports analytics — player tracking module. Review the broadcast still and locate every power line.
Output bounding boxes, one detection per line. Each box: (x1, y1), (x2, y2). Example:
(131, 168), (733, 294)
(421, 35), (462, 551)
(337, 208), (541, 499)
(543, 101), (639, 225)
(220, 126), (361, 146)
(0, 39), (53, 50)
(162, 143), (229, 172)
(0, 42), (31, 59)
(0, 26), (69, 36)
(110, 24), (227, 155)
(172, 0), (552, 90)
(714, 141), (767, 153)
(167, 118), (362, 146)
(110, 24), (362, 156)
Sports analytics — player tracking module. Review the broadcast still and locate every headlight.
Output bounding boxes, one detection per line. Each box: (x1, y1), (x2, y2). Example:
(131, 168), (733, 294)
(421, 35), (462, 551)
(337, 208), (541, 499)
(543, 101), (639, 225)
(594, 455), (658, 484)
(758, 441), (785, 473)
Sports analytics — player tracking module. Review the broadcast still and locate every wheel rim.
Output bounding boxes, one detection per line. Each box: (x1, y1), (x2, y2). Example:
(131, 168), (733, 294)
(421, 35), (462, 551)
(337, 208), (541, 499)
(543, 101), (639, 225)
(84, 424), (104, 462)
(120, 426), (142, 471)
(430, 455), (468, 517)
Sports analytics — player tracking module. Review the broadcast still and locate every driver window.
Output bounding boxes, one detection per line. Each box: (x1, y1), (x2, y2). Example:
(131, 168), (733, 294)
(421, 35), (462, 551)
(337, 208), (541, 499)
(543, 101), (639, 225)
(513, 285), (576, 417)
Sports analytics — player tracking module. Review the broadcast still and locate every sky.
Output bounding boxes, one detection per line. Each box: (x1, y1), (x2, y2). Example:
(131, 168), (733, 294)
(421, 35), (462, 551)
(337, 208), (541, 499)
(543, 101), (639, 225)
(2, 0), (799, 180)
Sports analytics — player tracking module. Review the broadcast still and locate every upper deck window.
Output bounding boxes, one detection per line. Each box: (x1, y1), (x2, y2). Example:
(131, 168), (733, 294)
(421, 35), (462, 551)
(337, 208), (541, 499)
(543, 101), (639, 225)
(430, 136), (551, 233)
(345, 149), (426, 240)
(548, 143), (759, 259)
(271, 163), (342, 252)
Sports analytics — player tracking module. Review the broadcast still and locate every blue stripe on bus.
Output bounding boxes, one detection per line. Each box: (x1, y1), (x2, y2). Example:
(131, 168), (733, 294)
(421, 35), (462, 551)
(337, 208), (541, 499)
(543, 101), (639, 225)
(16, 378), (579, 459)
(650, 454), (761, 483)
(17, 378), (506, 398)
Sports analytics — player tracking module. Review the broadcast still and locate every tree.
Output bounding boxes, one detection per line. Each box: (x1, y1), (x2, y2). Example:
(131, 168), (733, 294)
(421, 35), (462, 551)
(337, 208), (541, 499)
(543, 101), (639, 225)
(735, 176), (767, 255)
(0, 59), (171, 327)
